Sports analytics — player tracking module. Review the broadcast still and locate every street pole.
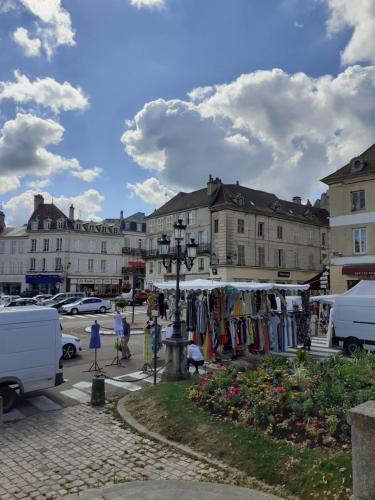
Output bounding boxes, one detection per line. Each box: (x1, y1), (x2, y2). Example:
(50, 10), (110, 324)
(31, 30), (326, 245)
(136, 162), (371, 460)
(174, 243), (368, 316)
(131, 271), (136, 325)
(172, 240), (181, 339)
(153, 313), (158, 385)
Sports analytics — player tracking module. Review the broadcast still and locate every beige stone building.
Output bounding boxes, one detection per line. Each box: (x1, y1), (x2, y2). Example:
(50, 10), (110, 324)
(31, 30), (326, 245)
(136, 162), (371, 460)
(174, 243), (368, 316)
(145, 176), (329, 288)
(322, 143), (375, 293)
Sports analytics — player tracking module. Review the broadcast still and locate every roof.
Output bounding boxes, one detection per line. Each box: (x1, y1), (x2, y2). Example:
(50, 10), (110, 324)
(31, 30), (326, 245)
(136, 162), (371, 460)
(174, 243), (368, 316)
(321, 143), (375, 185)
(0, 226), (28, 237)
(27, 203), (69, 230)
(149, 182), (329, 227)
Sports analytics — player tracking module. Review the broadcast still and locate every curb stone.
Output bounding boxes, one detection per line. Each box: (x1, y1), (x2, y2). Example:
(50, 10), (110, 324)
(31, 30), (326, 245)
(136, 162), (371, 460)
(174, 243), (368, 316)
(116, 392), (286, 499)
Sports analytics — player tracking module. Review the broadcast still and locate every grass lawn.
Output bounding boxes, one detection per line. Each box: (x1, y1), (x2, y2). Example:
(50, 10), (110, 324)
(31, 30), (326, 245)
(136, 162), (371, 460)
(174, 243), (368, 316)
(125, 379), (352, 500)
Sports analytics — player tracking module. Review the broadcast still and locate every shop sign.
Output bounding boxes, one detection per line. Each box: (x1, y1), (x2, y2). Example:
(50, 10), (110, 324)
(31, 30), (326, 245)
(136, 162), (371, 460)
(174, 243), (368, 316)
(94, 279), (103, 284)
(77, 278), (95, 284)
(103, 279), (112, 284)
(277, 271), (290, 278)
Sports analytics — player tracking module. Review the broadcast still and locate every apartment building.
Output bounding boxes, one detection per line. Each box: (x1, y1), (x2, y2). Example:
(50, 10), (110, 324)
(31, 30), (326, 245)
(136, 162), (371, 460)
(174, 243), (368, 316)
(144, 176), (329, 288)
(0, 195), (146, 295)
(322, 143), (375, 293)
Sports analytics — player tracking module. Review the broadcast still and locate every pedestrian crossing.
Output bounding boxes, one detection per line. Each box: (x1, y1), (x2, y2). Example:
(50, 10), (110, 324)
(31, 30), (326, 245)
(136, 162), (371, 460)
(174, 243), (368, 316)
(2, 371), (160, 424)
(59, 310), (145, 321)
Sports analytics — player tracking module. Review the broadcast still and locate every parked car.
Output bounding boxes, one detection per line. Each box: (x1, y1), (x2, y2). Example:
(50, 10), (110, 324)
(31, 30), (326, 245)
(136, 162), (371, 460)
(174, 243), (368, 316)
(0, 306), (64, 412)
(42, 292), (85, 306)
(61, 297), (112, 315)
(34, 294), (53, 303)
(4, 298), (39, 307)
(49, 297), (81, 312)
(0, 295), (21, 306)
(61, 333), (81, 360)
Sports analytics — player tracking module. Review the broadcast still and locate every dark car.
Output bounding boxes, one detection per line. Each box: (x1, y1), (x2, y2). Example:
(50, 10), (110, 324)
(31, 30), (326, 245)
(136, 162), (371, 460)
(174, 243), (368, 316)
(5, 298), (38, 307)
(50, 297), (80, 312)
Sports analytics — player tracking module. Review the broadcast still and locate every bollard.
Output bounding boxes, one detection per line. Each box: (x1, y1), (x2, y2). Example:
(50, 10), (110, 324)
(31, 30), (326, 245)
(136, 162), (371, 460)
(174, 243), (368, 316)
(348, 400), (375, 500)
(91, 375), (106, 406)
(0, 395), (3, 428)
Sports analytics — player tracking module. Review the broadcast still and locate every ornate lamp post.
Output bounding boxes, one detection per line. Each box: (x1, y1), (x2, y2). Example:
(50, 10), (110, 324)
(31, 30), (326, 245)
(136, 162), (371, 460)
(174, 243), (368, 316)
(158, 219), (198, 379)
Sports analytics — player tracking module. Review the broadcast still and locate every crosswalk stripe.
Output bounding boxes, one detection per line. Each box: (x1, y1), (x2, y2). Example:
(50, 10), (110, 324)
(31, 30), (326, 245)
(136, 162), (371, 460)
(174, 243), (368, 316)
(28, 395), (62, 412)
(60, 388), (91, 403)
(104, 379), (142, 391)
(116, 371), (161, 384)
(73, 381), (92, 390)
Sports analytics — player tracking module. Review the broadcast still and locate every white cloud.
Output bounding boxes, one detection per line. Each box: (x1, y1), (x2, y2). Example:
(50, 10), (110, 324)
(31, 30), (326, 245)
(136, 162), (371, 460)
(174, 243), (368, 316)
(27, 178), (50, 189)
(127, 177), (175, 206)
(71, 166), (102, 182)
(11, 0), (75, 59)
(0, 113), (98, 193)
(325, 0), (375, 64)
(122, 65), (375, 201)
(12, 27), (41, 57)
(3, 188), (104, 225)
(0, 70), (89, 113)
(130, 0), (165, 8)
(0, 175), (20, 194)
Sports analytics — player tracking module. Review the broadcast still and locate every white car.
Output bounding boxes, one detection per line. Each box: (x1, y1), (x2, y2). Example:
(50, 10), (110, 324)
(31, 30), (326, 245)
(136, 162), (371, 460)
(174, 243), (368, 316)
(61, 297), (112, 315)
(62, 333), (82, 360)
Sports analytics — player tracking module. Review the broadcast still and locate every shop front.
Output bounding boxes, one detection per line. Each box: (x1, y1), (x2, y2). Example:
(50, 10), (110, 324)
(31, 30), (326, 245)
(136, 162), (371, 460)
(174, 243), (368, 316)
(70, 277), (122, 297)
(25, 274), (63, 294)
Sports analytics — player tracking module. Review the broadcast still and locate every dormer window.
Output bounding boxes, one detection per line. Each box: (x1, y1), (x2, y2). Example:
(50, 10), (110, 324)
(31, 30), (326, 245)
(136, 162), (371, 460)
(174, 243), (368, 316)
(31, 219), (39, 230)
(351, 158), (365, 173)
(89, 224), (95, 232)
(271, 201), (281, 212)
(230, 193), (244, 207)
(57, 219), (65, 230)
(113, 227), (119, 234)
(304, 209), (313, 220)
(101, 226), (107, 233)
(43, 219), (51, 230)
(75, 222), (82, 231)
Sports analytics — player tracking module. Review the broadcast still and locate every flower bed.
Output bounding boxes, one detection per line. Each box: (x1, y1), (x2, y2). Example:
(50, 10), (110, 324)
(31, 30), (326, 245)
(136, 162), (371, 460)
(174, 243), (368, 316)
(187, 351), (375, 448)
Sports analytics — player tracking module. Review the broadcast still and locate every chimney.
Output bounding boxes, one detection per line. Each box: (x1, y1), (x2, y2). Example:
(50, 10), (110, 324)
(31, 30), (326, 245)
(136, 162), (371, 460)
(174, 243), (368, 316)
(292, 196), (302, 205)
(69, 204), (75, 220)
(120, 210), (124, 220)
(34, 194), (44, 211)
(0, 210), (5, 233)
(236, 180), (240, 186)
(207, 175), (222, 196)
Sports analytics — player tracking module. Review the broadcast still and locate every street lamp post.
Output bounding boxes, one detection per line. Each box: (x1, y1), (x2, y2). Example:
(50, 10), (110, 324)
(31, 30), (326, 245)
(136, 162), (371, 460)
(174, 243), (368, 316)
(158, 219), (198, 380)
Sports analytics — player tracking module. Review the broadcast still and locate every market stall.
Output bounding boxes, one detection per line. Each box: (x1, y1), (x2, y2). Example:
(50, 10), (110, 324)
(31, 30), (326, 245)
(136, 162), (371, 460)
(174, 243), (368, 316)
(153, 279), (310, 360)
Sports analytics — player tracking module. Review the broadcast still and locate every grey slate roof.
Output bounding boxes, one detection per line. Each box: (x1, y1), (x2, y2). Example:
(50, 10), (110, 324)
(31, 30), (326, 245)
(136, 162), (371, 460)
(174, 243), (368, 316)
(0, 226), (28, 237)
(321, 143), (375, 185)
(149, 183), (329, 227)
(27, 204), (69, 230)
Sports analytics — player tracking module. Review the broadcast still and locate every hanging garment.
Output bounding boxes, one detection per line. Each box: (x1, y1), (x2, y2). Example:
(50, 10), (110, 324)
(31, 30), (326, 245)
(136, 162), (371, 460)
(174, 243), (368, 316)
(196, 298), (208, 334)
(232, 298), (243, 317)
(186, 292), (197, 331)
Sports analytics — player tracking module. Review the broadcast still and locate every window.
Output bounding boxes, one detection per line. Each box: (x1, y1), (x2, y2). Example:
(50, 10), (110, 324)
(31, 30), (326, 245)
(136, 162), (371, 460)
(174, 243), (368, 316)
(158, 261), (162, 274)
(113, 227), (119, 234)
(101, 226), (107, 233)
(43, 219), (51, 230)
(0, 241), (5, 254)
(353, 228), (367, 254)
(237, 219), (245, 234)
(276, 249), (285, 268)
(30, 258), (36, 271)
(197, 231), (207, 244)
(75, 222), (81, 231)
(198, 257), (205, 271)
(257, 246), (265, 266)
(187, 210), (196, 225)
(18, 241), (24, 254)
(308, 230), (313, 243)
(42, 258), (46, 272)
(351, 191), (365, 212)
(214, 219), (219, 233)
(101, 241), (107, 254)
(138, 239), (142, 249)
(277, 225), (283, 240)
(294, 252), (299, 268)
(165, 215), (172, 230)
(157, 218), (163, 231)
(89, 224), (95, 232)
(43, 239), (49, 252)
(31, 220), (38, 230)
(10, 240), (16, 254)
(308, 253), (314, 270)
(257, 222), (264, 238)
(55, 257), (62, 271)
(149, 261), (154, 274)
(57, 220), (65, 230)
(293, 230), (298, 242)
(17, 261), (23, 274)
(149, 220), (155, 233)
(238, 245), (245, 266)
(56, 238), (63, 251)
(88, 259), (94, 272)
(31, 239), (37, 252)
(101, 260), (106, 273)
(74, 258), (80, 272)
(322, 233), (326, 248)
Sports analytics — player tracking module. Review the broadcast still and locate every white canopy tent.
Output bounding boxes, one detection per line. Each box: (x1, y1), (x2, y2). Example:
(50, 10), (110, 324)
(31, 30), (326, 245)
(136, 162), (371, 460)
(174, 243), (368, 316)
(153, 279), (309, 293)
(310, 280), (375, 305)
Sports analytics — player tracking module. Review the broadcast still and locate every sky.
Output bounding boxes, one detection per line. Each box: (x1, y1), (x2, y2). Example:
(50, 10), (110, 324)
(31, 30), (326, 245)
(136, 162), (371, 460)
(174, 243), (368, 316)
(1, 0), (375, 225)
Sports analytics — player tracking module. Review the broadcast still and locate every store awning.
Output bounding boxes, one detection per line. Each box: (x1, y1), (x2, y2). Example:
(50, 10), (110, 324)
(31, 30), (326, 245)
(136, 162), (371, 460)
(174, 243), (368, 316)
(342, 264), (375, 276)
(303, 270), (326, 290)
(25, 274), (63, 284)
(128, 261), (145, 268)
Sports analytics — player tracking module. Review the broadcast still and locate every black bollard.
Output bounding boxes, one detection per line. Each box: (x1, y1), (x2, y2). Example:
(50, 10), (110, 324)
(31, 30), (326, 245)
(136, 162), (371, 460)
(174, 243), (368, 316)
(91, 374), (106, 406)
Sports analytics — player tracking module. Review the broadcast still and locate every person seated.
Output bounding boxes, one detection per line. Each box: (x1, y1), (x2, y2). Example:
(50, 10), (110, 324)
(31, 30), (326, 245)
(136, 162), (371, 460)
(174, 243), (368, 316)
(187, 340), (205, 374)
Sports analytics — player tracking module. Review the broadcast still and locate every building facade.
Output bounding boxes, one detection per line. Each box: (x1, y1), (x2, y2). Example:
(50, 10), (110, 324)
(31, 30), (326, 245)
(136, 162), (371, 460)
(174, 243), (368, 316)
(143, 176), (329, 288)
(322, 143), (375, 293)
(0, 195), (146, 295)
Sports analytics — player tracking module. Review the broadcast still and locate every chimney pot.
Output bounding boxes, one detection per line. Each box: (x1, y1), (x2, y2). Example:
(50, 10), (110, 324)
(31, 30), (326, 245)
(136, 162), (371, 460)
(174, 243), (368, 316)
(69, 204), (75, 221)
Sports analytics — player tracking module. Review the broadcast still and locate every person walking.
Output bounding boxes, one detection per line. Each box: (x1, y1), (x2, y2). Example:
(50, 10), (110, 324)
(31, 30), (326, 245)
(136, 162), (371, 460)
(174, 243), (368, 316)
(121, 317), (131, 359)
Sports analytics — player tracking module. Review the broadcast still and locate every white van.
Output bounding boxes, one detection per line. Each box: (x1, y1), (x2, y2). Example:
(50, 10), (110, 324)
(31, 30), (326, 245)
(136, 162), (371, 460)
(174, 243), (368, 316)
(0, 306), (64, 412)
(332, 295), (375, 355)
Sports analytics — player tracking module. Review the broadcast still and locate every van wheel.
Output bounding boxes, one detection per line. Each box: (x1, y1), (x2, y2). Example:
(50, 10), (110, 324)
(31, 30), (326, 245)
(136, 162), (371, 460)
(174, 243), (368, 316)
(99, 306), (106, 313)
(62, 344), (76, 360)
(344, 338), (363, 356)
(0, 385), (17, 413)
(71, 308), (78, 315)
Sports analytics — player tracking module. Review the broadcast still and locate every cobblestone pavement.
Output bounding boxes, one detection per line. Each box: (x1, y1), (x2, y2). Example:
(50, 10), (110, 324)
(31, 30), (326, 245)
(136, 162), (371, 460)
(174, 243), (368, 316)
(0, 404), (247, 500)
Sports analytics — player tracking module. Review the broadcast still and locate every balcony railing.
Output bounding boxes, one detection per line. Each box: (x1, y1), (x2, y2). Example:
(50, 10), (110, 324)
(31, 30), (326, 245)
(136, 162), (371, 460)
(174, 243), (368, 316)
(122, 247), (146, 257)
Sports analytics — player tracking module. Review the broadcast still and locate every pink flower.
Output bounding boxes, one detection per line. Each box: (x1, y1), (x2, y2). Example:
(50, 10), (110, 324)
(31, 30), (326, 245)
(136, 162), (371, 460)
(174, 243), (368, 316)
(275, 386), (286, 394)
(227, 386), (241, 398)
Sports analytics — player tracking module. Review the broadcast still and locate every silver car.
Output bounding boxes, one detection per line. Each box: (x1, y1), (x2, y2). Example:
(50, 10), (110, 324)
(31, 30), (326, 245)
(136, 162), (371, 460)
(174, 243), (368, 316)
(60, 297), (112, 315)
